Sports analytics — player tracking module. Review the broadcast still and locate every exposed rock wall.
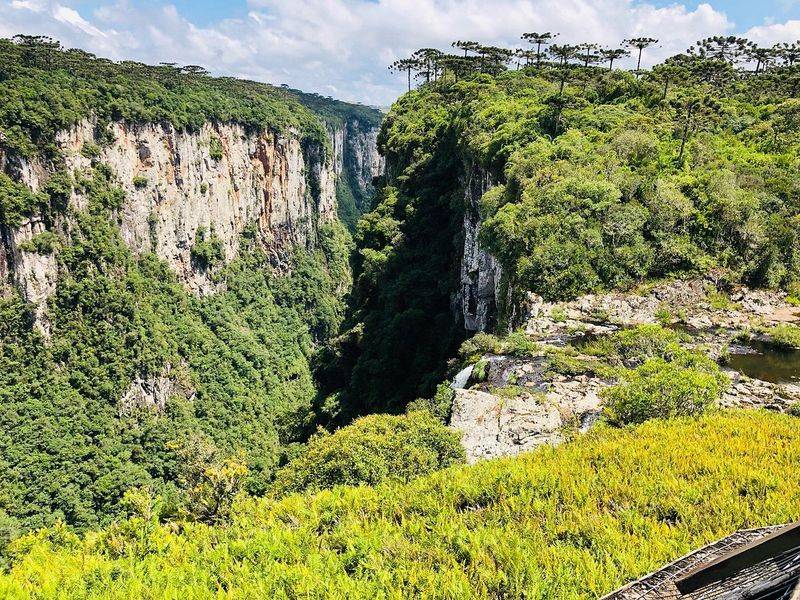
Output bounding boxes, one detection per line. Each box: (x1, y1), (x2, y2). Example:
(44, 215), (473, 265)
(57, 119), (338, 295)
(1, 116), (382, 318)
(458, 165), (502, 333)
(344, 120), (384, 196)
(450, 278), (800, 463)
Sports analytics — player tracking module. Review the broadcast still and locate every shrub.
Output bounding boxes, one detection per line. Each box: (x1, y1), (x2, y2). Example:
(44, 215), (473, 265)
(459, 332), (504, 362)
(80, 142), (101, 159)
(209, 137), (224, 161)
(603, 352), (726, 425)
(132, 175), (148, 189)
(786, 282), (800, 306)
(407, 383), (455, 422)
(585, 324), (685, 366)
(199, 182), (209, 195)
(17, 231), (58, 254)
(190, 225), (224, 270)
(168, 435), (248, 525)
(763, 324), (800, 350)
(550, 305), (568, 322)
(271, 411), (465, 495)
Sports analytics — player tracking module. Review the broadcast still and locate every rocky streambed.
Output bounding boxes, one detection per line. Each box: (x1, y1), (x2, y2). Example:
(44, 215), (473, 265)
(449, 278), (800, 463)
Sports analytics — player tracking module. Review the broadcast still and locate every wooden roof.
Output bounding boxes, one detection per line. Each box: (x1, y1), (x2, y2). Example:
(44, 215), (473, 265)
(603, 523), (800, 600)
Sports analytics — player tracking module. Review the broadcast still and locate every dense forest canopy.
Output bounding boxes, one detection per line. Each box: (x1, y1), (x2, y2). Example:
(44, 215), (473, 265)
(0, 35), (381, 161)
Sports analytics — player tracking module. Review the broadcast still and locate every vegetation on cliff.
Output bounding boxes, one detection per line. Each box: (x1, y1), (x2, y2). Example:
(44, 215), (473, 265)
(325, 34), (799, 416)
(0, 36), (330, 159)
(0, 164), (353, 537)
(1, 412), (798, 598)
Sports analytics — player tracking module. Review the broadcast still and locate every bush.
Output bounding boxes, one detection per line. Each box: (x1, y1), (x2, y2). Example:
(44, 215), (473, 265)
(132, 175), (148, 189)
(17, 231), (58, 254)
(271, 411), (465, 495)
(763, 324), (800, 350)
(80, 142), (101, 159)
(407, 383), (455, 422)
(209, 137), (224, 161)
(190, 225), (224, 270)
(603, 351), (727, 425)
(585, 324), (685, 366)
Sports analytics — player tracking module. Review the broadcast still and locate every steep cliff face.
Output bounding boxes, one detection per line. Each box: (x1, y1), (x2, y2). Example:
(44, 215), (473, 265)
(0, 116), (382, 321)
(458, 165), (502, 334)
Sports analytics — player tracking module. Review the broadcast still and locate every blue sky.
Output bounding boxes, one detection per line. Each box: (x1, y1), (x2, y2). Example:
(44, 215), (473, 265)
(651, 0), (798, 29)
(2, 0), (799, 105)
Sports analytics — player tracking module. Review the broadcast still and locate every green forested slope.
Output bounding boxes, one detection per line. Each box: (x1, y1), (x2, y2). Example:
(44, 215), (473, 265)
(324, 57), (800, 415)
(0, 164), (352, 534)
(1, 412), (798, 598)
(0, 36), (378, 538)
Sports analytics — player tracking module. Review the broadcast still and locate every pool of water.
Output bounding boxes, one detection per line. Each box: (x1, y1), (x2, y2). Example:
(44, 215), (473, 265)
(726, 340), (800, 384)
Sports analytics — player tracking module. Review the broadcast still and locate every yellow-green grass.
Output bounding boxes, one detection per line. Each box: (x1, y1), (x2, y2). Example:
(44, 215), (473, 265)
(2, 410), (799, 599)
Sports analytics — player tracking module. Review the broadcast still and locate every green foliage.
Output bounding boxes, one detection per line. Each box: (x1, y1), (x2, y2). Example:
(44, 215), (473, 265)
(208, 137), (223, 161)
(0, 37), (335, 158)
(190, 225), (224, 271)
(319, 120), (467, 414)
(1, 412), (798, 598)
(762, 323), (800, 349)
(544, 348), (618, 379)
(0, 173), (48, 227)
(0, 165), (351, 533)
(80, 141), (101, 159)
(168, 435), (248, 525)
(272, 411), (465, 495)
(407, 383), (456, 422)
(17, 231), (58, 254)
(366, 68), (800, 332)
(603, 349), (728, 425)
(584, 324), (686, 366)
(132, 175), (148, 189)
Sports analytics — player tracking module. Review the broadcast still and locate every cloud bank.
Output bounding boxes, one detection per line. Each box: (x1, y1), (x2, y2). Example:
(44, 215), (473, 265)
(1, 0), (798, 106)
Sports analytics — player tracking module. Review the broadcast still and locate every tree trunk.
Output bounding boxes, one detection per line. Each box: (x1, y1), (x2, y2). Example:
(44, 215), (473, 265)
(678, 103), (694, 162)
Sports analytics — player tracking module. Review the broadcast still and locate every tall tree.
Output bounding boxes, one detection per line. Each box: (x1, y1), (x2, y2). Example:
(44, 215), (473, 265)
(774, 42), (800, 68)
(578, 43), (601, 68)
(744, 44), (775, 74)
(649, 55), (690, 99)
(688, 36), (750, 64)
(389, 58), (420, 92)
(549, 44), (579, 94)
(671, 88), (722, 162)
(412, 49), (444, 83)
(452, 40), (481, 58)
(623, 37), (659, 75)
(521, 32), (559, 66)
(600, 47), (631, 70)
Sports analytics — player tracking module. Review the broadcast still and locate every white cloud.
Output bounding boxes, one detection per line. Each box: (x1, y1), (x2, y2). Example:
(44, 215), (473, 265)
(0, 0), (797, 105)
(52, 5), (107, 37)
(744, 19), (800, 45)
